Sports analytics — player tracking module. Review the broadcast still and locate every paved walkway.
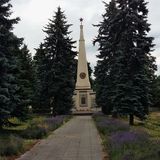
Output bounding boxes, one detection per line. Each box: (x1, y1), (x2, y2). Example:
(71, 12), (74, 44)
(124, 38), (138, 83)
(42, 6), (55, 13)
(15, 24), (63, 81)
(17, 116), (103, 160)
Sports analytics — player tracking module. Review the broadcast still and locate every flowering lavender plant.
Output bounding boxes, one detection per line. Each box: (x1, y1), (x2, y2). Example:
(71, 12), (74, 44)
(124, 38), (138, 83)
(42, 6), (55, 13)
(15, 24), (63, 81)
(44, 115), (71, 131)
(109, 131), (149, 149)
(96, 117), (129, 135)
(93, 114), (160, 160)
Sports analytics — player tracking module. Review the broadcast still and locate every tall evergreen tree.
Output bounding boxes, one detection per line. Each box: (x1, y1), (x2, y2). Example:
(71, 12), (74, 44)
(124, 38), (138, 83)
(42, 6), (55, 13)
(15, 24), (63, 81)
(11, 44), (34, 119)
(95, 0), (156, 124)
(34, 7), (76, 114)
(113, 0), (156, 124)
(33, 43), (50, 113)
(94, 0), (118, 114)
(0, 0), (21, 126)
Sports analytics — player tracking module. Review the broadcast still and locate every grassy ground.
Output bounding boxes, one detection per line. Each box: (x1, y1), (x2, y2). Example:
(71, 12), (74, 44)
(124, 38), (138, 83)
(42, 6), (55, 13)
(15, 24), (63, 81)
(0, 115), (72, 160)
(93, 112), (160, 160)
(133, 112), (160, 139)
(0, 116), (45, 160)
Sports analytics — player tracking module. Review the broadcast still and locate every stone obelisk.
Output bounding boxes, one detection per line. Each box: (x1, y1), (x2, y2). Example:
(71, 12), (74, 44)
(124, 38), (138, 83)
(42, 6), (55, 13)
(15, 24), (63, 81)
(76, 18), (91, 89)
(73, 18), (95, 111)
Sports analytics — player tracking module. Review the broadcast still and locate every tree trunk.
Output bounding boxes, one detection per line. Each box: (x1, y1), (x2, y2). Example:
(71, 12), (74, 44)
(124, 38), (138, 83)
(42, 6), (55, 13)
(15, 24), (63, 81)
(129, 114), (134, 125)
(0, 122), (2, 130)
(112, 112), (118, 118)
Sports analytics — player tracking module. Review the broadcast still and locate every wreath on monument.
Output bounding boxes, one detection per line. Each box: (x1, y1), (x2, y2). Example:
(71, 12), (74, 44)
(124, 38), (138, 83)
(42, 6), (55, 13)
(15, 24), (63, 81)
(80, 72), (86, 79)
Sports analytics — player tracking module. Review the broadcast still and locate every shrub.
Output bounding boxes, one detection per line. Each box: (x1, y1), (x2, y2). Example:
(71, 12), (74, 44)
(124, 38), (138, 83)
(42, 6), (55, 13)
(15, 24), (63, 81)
(21, 115), (71, 139)
(21, 123), (47, 139)
(109, 131), (149, 149)
(108, 136), (160, 160)
(0, 135), (23, 156)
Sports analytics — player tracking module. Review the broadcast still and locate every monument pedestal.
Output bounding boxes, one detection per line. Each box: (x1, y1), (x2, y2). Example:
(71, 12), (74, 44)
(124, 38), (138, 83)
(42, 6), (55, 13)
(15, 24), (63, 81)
(73, 89), (95, 111)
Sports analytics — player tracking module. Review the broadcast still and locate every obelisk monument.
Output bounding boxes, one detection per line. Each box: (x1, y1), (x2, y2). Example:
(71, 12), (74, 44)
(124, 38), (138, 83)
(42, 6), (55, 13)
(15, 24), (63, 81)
(74, 18), (95, 111)
(76, 18), (91, 89)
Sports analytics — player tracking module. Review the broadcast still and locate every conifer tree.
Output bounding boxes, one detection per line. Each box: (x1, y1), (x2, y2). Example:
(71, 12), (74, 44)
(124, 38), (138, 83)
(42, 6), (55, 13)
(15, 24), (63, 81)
(113, 0), (156, 124)
(95, 0), (156, 124)
(0, 0), (21, 126)
(33, 43), (50, 113)
(34, 7), (76, 114)
(94, 0), (118, 114)
(12, 44), (34, 118)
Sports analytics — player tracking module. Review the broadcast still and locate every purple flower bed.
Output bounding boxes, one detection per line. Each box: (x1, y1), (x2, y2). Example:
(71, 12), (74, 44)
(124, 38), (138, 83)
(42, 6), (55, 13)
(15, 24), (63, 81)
(109, 130), (149, 149)
(96, 116), (129, 135)
(98, 118), (129, 129)
(93, 115), (160, 160)
(45, 116), (65, 125)
(44, 115), (69, 131)
(21, 115), (71, 139)
(108, 131), (149, 149)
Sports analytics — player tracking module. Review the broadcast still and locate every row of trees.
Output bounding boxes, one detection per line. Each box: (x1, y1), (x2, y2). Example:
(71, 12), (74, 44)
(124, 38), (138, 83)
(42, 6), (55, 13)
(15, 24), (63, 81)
(94, 0), (157, 125)
(33, 7), (77, 114)
(0, 0), (80, 126)
(0, 0), (159, 126)
(0, 0), (34, 126)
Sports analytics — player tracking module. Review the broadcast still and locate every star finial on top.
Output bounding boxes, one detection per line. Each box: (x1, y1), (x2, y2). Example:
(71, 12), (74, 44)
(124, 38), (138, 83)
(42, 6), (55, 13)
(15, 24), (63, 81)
(80, 18), (83, 25)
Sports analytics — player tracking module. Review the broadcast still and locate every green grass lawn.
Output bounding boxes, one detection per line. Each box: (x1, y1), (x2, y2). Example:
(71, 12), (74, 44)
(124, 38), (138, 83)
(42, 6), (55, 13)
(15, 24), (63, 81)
(93, 112), (160, 160)
(0, 115), (45, 143)
(132, 112), (160, 139)
(0, 115), (45, 160)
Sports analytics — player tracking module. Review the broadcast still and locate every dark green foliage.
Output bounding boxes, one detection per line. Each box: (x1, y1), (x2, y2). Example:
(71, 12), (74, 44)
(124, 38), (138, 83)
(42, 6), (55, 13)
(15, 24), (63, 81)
(18, 45), (34, 104)
(88, 62), (95, 89)
(0, 135), (24, 156)
(21, 124), (47, 139)
(33, 43), (50, 113)
(0, 0), (34, 125)
(0, 0), (21, 126)
(94, 0), (118, 115)
(11, 44), (34, 119)
(34, 7), (76, 114)
(112, 0), (156, 122)
(94, 0), (156, 124)
(151, 76), (160, 108)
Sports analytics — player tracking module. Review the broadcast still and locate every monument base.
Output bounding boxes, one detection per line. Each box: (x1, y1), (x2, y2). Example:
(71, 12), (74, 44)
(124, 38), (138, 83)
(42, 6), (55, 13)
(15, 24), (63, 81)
(73, 89), (96, 111)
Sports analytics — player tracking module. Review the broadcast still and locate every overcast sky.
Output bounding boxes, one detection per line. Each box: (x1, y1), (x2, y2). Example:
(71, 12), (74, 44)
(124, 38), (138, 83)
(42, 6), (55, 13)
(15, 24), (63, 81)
(11, 0), (160, 73)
